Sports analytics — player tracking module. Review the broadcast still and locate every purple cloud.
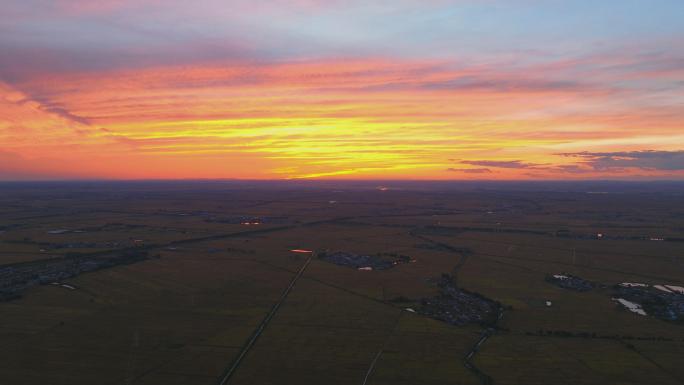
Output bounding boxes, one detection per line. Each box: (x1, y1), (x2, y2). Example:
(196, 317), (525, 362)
(446, 168), (492, 173)
(458, 160), (541, 169)
(559, 150), (684, 171)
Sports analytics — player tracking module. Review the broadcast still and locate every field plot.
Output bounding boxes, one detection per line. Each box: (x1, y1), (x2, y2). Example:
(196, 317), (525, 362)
(0, 182), (682, 385)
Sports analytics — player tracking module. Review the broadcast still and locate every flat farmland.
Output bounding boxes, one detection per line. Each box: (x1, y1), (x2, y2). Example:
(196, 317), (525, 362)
(0, 181), (683, 384)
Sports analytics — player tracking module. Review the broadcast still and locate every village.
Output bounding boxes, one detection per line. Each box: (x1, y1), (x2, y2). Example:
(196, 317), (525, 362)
(546, 273), (684, 322)
(318, 250), (413, 271)
(417, 274), (501, 326)
(546, 273), (596, 291)
(614, 282), (684, 322)
(0, 251), (153, 301)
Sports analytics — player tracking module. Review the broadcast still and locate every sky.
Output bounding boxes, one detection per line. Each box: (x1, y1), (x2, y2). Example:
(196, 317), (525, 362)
(1, 0), (683, 180)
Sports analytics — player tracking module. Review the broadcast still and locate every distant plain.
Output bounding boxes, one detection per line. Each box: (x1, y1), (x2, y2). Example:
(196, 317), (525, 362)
(1, 181), (683, 385)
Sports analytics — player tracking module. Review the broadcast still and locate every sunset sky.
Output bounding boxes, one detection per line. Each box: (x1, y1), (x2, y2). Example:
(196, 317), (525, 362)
(1, 0), (682, 180)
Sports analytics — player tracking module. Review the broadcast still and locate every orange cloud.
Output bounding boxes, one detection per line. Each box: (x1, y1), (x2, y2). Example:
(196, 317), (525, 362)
(2, 58), (683, 180)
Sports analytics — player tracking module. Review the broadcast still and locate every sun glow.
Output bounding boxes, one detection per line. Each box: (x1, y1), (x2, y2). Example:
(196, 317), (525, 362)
(1, 1), (682, 180)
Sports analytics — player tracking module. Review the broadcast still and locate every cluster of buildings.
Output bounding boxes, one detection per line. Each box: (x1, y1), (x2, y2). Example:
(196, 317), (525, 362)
(546, 274), (684, 322)
(614, 283), (684, 321)
(0, 251), (151, 301)
(318, 251), (412, 271)
(206, 215), (289, 225)
(546, 274), (595, 292)
(41, 241), (126, 250)
(418, 274), (500, 326)
(555, 230), (671, 242)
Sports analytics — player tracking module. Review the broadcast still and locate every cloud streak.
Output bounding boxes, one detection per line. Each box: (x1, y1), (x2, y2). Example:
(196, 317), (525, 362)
(559, 151), (684, 171)
(446, 168), (492, 174)
(458, 160), (542, 169)
(0, 1), (683, 180)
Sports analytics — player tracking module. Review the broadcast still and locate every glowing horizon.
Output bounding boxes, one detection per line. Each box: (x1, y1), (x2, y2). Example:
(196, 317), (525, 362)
(1, 1), (683, 180)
